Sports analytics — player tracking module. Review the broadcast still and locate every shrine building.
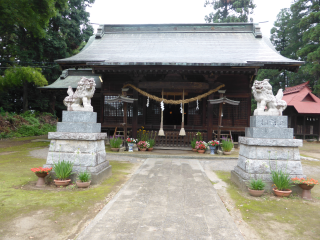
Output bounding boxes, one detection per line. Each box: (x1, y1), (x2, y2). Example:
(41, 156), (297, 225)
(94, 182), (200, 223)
(42, 23), (303, 148)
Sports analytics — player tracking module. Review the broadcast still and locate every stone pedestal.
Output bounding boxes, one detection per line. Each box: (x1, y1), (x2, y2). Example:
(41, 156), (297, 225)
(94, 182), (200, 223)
(231, 116), (305, 193)
(44, 111), (112, 184)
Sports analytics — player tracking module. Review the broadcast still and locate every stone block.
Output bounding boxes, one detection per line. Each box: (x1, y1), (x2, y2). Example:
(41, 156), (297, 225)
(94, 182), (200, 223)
(62, 111), (97, 123)
(46, 152), (98, 166)
(234, 166), (305, 182)
(239, 145), (300, 160)
(49, 139), (106, 153)
(48, 132), (107, 141)
(57, 122), (101, 133)
(245, 127), (293, 139)
(236, 158), (303, 175)
(239, 137), (303, 147)
(250, 115), (287, 128)
(91, 165), (112, 184)
(88, 161), (110, 173)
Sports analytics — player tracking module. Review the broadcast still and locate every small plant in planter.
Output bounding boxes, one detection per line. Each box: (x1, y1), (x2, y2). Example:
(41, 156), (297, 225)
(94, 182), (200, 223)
(248, 179), (266, 197)
(76, 171), (91, 188)
(271, 169), (293, 197)
(53, 160), (73, 187)
(195, 141), (207, 153)
(220, 138), (234, 154)
(147, 139), (155, 151)
(110, 137), (123, 151)
(190, 136), (197, 151)
(137, 140), (149, 151)
(291, 177), (318, 200)
(31, 167), (52, 187)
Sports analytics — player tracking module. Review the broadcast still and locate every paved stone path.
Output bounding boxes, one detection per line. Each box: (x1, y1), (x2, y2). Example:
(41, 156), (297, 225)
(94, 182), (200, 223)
(77, 159), (243, 240)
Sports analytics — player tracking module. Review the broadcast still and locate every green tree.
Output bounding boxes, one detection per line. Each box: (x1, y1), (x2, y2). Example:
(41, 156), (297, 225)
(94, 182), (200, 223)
(0, 67), (48, 112)
(0, 0), (95, 114)
(204, 0), (255, 23)
(293, 0), (320, 95)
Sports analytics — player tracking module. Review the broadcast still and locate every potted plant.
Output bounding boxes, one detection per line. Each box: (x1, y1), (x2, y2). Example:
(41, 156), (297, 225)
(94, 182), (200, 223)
(126, 138), (137, 152)
(271, 169), (293, 197)
(291, 177), (318, 200)
(195, 141), (207, 154)
(110, 137), (123, 152)
(76, 171), (91, 188)
(248, 179), (265, 197)
(220, 138), (234, 155)
(31, 167), (52, 187)
(207, 140), (219, 155)
(53, 160), (73, 187)
(147, 139), (155, 151)
(137, 140), (149, 151)
(190, 137), (197, 152)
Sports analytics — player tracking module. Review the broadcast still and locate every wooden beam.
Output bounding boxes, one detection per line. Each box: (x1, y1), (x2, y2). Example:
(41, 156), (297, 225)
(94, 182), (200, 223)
(138, 82), (209, 90)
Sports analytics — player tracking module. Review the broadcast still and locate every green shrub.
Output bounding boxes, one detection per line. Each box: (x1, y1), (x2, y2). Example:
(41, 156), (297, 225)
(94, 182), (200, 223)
(78, 171), (91, 182)
(110, 137), (122, 148)
(54, 160), (73, 180)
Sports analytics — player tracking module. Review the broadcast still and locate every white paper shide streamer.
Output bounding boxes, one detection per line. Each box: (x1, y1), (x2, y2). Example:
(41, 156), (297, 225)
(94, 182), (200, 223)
(196, 99), (199, 110)
(180, 102), (183, 114)
(146, 96), (149, 107)
(160, 101), (165, 111)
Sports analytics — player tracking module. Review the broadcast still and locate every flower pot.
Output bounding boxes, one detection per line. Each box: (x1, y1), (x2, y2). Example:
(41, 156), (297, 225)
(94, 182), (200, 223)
(298, 184), (314, 200)
(35, 172), (48, 187)
(111, 148), (119, 152)
(139, 148), (147, 151)
(248, 188), (265, 197)
(128, 143), (134, 152)
(192, 148), (198, 152)
(273, 188), (292, 197)
(54, 179), (71, 187)
(209, 146), (216, 155)
(198, 149), (205, 154)
(298, 184), (314, 190)
(76, 181), (91, 188)
(147, 148), (153, 151)
(223, 151), (231, 155)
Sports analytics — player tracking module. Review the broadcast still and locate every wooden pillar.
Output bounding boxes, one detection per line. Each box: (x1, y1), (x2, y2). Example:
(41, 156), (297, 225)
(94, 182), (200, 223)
(49, 92), (56, 115)
(202, 98), (206, 128)
(217, 91), (224, 142)
(303, 115), (306, 140)
(100, 93), (104, 124)
(123, 102), (127, 140)
(132, 90), (138, 138)
(207, 93), (214, 141)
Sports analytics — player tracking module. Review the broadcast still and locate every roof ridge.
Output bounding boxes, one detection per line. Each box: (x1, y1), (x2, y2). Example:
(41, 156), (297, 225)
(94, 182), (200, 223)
(283, 81), (310, 94)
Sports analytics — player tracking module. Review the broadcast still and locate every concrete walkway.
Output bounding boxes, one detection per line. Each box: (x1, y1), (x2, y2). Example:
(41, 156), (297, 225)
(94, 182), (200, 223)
(77, 159), (243, 240)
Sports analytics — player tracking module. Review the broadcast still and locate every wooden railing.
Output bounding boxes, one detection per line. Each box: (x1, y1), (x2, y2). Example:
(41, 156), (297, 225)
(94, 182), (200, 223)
(154, 131), (207, 148)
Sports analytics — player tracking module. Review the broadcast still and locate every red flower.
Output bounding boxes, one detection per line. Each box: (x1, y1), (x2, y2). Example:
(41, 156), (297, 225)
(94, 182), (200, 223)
(31, 167), (52, 173)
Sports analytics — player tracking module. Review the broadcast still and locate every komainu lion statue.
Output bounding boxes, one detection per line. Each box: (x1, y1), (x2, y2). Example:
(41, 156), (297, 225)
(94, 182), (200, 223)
(63, 77), (96, 112)
(252, 79), (287, 116)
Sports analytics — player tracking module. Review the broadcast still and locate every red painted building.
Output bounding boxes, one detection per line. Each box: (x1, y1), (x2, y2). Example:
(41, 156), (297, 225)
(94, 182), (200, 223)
(283, 81), (320, 140)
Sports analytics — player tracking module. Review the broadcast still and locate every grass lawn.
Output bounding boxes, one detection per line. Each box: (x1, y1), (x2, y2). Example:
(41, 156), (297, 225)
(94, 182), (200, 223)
(0, 138), (133, 239)
(215, 165), (320, 239)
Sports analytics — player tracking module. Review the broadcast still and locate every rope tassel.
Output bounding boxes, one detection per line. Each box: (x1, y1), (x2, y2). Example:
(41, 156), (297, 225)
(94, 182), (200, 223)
(179, 89), (186, 136)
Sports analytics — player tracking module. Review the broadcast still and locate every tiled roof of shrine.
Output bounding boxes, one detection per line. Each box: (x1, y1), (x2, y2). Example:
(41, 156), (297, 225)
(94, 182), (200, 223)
(55, 23), (303, 71)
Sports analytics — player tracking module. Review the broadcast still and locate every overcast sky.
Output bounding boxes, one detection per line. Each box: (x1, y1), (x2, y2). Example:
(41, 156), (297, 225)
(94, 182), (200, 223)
(87, 0), (294, 38)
